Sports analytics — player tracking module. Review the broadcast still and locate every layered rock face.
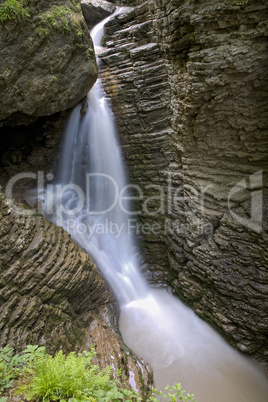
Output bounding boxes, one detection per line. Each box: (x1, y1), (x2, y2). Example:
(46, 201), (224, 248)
(0, 190), (109, 352)
(100, 0), (268, 362)
(0, 191), (152, 395)
(0, 0), (97, 126)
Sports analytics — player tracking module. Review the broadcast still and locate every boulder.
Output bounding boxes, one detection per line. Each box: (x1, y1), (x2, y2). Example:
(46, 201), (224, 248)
(81, 0), (116, 30)
(0, 0), (98, 126)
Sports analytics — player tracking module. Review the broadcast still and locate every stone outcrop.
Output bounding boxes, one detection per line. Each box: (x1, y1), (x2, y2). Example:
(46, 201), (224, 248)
(81, 0), (116, 30)
(0, 189), (109, 352)
(0, 0), (97, 126)
(0, 190), (152, 395)
(100, 0), (268, 362)
(81, 305), (152, 400)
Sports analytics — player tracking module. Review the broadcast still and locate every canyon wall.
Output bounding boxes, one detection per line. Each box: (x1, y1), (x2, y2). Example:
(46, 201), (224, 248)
(0, 190), (152, 396)
(0, 189), (109, 352)
(100, 0), (268, 362)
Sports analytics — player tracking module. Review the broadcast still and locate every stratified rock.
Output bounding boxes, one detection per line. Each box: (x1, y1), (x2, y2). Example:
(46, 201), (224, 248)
(0, 190), (109, 352)
(81, 304), (153, 400)
(81, 0), (116, 30)
(0, 190), (153, 394)
(0, 0), (98, 126)
(100, 0), (268, 363)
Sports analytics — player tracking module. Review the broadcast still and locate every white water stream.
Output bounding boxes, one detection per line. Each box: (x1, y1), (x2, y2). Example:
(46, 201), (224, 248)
(27, 10), (268, 402)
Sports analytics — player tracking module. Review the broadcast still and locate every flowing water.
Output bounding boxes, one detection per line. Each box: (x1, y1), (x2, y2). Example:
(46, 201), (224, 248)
(27, 10), (268, 402)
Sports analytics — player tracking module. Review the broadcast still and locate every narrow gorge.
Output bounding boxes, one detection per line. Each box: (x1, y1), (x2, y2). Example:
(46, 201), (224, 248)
(0, 0), (268, 401)
(100, 0), (268, 363)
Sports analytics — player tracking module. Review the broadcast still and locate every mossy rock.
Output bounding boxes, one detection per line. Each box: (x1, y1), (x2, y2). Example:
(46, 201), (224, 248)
(0, 0), (98, 126)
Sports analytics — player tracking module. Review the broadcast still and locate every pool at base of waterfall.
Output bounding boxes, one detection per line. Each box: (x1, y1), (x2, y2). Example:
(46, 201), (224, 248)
(119, 288), (268, 402)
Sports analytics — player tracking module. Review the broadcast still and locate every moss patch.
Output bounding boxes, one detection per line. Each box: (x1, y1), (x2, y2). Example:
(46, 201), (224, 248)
(0, 0), (29, 23)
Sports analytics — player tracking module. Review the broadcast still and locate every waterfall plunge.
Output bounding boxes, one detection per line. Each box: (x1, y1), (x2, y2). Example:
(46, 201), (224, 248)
(31, 10), (268, 402)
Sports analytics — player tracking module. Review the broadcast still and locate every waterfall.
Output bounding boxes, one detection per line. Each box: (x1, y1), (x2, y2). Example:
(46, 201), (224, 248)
(29, 9), (268, 402)
(44, 10), (148, 306)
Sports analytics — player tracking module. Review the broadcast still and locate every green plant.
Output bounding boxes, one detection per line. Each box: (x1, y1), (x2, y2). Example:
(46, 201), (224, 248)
(37, 5), (73, 34)
(35, 26), (49, 38)
(0, 0), (30, 23)
(86, 48), (94, 59)
(16, 348), (141, 401)
(50, 75), (57, 82)
(21, 344), (47, 362)
(1, 345), (196, 402)
(149, 383), (196, 402)
(0, 345), (24, 393)
(0, 345), (45, 395)
(235, 0), (249, 5)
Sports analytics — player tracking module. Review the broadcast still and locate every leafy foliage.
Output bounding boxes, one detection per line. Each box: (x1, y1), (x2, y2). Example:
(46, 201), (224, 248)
(0, 0), (84, 44)
(149, 384), (196, 402)
(16, 348), (140, 402)
(0, 345), (196, 401)
(0, 345), (46, 394)
(37, 5), (73, 33)
(0, 0), (29, 23)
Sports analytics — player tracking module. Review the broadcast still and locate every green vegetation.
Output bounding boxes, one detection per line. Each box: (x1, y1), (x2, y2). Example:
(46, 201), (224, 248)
(86, 48), (94, 59)
(0, 345), (45, 395)
(0, 0), (29, 23)
(150, 384), (196, 402)
(49, 75), (57, 82)
(34, 4), (86, 42)
(35, 26), (49, 38)
(37, 5), (73, 33)
(0, 345), (196, 401)
(0, 0), (86, 44)
(235, 0), (249, 5)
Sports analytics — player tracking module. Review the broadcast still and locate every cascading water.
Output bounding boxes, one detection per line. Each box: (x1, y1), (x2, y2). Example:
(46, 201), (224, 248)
(29, 9), (268, 402)
(44, 10), (148, 306)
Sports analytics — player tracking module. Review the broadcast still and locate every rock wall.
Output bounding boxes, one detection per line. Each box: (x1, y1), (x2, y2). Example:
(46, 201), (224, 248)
(0, 191), (152, 396)
(0, 0), (97, 126)
(0, 189), (109, 352)
(100, 0), (268, 362)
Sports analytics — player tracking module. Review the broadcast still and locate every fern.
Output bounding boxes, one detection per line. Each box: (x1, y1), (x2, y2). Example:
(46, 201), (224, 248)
(16, 348), (125, 401)
(0, 345), (197, 401)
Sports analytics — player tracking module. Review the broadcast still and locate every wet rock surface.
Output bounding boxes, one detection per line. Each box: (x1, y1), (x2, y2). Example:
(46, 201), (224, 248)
(100, 0), (268, 362)
(0, 190), (152, 391)
(0, 0), (97, 126)
(81, 304), (153, 399)
(0, 190), (109, 352)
